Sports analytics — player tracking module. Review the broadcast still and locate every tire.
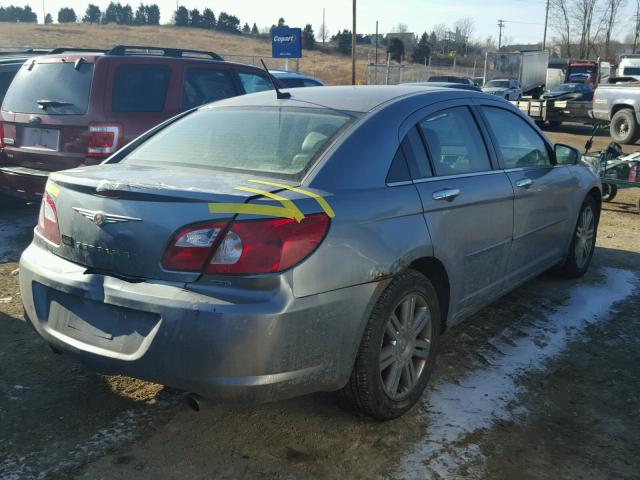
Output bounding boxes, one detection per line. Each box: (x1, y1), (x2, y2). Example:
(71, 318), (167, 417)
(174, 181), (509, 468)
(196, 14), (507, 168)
(558, 196), (599, 278)
(342, 269), (440, 420)
(610, 109), (639, 145)
(602, 183), (618, 202)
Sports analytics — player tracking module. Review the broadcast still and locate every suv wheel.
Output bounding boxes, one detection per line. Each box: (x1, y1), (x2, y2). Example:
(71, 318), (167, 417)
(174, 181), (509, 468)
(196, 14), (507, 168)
(610, 109), (639, 144)
(558, 196), (599, 278)
(342, 270), (440, 420)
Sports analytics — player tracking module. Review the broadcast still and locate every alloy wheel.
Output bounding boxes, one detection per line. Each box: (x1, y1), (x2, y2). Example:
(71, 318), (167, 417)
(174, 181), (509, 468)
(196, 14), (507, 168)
(379, 293), (432, 400)
(574, 205), (595, 269)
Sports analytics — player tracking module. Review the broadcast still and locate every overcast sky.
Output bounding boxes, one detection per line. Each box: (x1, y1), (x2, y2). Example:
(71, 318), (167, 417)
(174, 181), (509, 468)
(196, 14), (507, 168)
(2, 0), (638, 44)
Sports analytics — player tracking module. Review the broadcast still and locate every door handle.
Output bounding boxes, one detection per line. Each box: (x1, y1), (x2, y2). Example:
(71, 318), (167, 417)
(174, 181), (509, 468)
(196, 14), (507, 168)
(432, 188), (461, 201)
(515, 178), (533, 189)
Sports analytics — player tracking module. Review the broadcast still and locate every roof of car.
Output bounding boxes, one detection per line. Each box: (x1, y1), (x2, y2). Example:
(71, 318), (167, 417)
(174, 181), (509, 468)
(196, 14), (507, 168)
(206, 85), (470, 113)
(270, 70), (317, 79)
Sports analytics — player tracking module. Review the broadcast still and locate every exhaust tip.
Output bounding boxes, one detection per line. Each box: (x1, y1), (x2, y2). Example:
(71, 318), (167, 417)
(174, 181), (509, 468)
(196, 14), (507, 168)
(184, 393), (201, 412)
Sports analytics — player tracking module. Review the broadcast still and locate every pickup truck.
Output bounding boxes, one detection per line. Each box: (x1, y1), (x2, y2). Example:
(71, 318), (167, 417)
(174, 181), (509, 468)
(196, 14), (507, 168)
(592, 83), (640, 144)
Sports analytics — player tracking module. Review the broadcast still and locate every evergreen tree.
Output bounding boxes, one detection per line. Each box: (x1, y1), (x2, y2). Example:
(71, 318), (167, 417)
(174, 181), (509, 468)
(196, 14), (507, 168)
(201, 8), (215, 29)
(174, 6), (189, 26)
(134, 3), (146, 24)
(302, 24), (315, 50)
(251, 22), (259, 35)
(145, 4), (160, 24)
(217, 12), (240, 32)
(44, 13), (53, 24)
(387, 37), (405, 62)
(412, 32), (431, 63)
(83, 4), (101, 23)
(242, 22), (250, 33)
(57, 7), (77, 23)
(119, 4), (133, 24)
(189, 8), (202, 27)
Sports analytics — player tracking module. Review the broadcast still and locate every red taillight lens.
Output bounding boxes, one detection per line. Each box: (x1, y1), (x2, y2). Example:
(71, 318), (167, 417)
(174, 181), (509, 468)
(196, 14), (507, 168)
(162, 214), (330, 275)
(87, 124), (121, 158)
(162, 222), (228, 271)
(36, 191), (61, 245)
(207, 214), (330, 274)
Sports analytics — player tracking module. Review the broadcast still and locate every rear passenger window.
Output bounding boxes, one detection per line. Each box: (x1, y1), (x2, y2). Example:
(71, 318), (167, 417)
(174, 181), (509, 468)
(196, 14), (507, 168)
(112, 64), (170, 113)
(418, 107), (491, 176)
(481, 107), (551, 168)
(183, 68), (237, 110)
(238, 72), (273, 93)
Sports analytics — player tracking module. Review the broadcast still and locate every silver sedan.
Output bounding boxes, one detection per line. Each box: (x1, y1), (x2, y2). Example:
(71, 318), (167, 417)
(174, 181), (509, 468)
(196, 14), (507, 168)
(19, 86), (601, 419)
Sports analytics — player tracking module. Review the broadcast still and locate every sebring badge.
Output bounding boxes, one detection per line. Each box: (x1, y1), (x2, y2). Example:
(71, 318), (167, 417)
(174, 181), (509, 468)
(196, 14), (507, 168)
(73, 207), (141, 226)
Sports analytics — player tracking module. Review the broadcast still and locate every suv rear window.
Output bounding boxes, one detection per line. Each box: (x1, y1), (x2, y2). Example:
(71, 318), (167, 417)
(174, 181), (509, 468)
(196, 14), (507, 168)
(112, 64), (170, 113)
(122, 107), (355, 179)
(2, 62), (94, 115)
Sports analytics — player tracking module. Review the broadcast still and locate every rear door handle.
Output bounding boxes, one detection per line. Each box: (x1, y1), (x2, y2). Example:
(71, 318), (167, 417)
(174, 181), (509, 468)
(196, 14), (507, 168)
(432, 188), (461, 201)
(515, 178), (533, 188)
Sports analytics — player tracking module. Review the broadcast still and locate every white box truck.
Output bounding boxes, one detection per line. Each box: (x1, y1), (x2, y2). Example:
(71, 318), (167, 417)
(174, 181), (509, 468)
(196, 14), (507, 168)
(483, 51), (549, 98)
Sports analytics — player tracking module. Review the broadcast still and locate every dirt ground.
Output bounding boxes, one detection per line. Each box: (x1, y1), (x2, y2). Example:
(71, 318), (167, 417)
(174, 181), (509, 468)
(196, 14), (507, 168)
(0, 124), (639, 480)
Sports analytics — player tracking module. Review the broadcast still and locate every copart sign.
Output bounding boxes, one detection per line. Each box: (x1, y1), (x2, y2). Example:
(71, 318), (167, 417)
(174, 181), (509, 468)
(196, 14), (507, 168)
(272, 27), (302, 58)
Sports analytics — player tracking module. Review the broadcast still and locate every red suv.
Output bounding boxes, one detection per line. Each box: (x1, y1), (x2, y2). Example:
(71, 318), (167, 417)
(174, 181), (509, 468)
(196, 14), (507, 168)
(0, 45), (279, 200)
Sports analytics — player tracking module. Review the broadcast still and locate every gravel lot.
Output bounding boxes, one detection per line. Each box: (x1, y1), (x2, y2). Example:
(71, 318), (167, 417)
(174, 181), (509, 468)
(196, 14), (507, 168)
(0, 124), (638, 480)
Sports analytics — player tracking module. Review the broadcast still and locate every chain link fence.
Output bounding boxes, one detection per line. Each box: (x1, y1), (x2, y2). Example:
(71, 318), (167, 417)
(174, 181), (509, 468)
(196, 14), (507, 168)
(365, 58), (480, 85)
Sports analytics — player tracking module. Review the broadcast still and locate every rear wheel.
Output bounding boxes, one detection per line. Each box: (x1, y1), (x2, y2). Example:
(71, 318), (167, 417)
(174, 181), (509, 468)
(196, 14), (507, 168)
(610, 109), (639, 144)
(602, 183), (618, 202)
(558, 196), (599, 278)
(342, 270), (440, 420)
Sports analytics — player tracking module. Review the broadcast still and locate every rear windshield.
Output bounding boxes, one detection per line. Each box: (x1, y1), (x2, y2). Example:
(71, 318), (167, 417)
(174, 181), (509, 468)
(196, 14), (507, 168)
(122, 107), (355, 179)
(2, 62), (93, 114)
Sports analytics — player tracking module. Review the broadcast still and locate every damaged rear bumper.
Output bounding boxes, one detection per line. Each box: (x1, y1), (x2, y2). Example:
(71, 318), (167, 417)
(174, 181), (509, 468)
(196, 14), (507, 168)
(19, 243), (379, 403)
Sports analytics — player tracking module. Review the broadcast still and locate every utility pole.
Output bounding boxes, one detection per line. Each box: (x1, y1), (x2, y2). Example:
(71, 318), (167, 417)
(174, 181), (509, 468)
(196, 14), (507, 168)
(497, 19), (505, 50)
(352, 0), (356, 85)
(42, 0), (45, 24)
(542, 0), (550, 50)
(322, 8), (326, 47)
(375, 20), (379, 64)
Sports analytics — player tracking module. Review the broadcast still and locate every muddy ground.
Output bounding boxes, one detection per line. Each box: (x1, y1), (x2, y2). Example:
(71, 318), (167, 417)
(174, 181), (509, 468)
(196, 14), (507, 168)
(0, 124), (638, 480)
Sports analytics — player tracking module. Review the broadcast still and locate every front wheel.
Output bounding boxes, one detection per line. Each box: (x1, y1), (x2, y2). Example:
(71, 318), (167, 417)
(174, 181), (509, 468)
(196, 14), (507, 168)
(602, 183), (618, 202)
(342, 270), (440, 420)
(558, 196), (599, 278)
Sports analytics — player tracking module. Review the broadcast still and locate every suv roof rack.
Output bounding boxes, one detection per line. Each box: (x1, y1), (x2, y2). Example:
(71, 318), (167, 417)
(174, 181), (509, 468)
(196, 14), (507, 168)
(107, 45), (224, 61)
(48, 47), (109, 54)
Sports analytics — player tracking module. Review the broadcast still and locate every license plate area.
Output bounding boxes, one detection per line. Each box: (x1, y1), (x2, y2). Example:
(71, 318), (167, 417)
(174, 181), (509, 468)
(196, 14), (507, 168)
(21, 127), (60, 151)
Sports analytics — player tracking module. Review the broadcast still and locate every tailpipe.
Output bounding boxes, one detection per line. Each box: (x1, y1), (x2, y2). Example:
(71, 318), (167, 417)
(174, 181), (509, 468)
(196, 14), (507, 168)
(184, 393), (207, 412)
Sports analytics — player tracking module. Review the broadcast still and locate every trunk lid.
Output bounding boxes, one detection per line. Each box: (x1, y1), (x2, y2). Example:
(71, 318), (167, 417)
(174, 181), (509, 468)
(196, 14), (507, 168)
(45, 164), (284, 283)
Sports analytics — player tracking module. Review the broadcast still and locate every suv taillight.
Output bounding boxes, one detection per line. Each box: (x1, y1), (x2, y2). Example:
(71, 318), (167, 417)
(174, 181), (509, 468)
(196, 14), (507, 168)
(162, 214), (330, 275)
(37, 190), (61, 246)
(87, 124), (121, 158)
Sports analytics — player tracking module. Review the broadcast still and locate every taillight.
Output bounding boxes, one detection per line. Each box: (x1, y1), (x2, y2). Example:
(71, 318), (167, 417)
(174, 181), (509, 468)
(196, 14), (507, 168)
(629, 165), (638, 183)
(207, 214), (329, 274)
(162, 222), (228, 271)
(87, 124), (121, 158)
(37, 191), (61, 246)
(0, 121), (4, 149)
(161, 214), (330, 275)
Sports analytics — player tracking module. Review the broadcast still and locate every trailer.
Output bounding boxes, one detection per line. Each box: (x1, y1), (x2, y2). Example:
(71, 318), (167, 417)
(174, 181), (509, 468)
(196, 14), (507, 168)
(484, 51), (549, 97)
(511, 98), (593, 126)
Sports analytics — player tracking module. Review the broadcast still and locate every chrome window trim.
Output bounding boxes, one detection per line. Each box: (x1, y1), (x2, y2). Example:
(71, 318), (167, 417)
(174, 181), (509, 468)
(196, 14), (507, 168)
(386, 180), (414, 187)
(411, 169), (503, 184)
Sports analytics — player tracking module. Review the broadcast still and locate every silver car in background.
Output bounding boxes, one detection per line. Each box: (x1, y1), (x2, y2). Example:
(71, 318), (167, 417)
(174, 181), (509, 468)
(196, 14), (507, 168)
(19, 86), (601, 419)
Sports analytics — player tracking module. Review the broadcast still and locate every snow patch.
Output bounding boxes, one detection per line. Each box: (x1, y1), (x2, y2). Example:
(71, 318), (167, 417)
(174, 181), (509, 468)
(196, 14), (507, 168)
(394, 268), (638, 480)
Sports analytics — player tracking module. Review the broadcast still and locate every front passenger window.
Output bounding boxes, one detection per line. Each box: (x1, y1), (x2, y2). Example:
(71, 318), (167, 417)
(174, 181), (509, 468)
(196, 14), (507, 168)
(418, 107), (492, 176)
(482, 107), (551, 168)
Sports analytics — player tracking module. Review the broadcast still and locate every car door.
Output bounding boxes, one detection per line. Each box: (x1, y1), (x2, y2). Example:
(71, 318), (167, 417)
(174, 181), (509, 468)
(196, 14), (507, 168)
(400, 101), (514, 322)
(476, 101), (580, 286)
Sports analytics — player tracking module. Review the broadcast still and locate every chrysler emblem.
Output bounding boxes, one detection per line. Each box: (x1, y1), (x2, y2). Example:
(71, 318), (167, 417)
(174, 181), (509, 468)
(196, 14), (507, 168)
(92, 212), (105, 226)
(73, 207), (141, 226)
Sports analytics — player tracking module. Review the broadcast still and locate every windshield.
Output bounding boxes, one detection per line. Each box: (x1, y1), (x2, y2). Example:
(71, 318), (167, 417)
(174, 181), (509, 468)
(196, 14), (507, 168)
(486, 80), (509, 88)
(2, 61), (94, 115)
(551, 84), (578, 93)
(123, 107), (355, 180)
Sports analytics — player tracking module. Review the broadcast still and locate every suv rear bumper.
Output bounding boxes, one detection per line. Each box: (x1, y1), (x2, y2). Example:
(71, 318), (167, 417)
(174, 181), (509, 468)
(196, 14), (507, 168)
(19, 242), (378, 403)
(0, 166), (48, 200)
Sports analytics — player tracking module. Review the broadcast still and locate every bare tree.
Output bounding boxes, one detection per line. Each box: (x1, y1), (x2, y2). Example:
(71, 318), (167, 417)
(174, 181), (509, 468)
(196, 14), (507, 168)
(391, 23), (409, 33)
(573, 0), (605, 58)
(454, 17), (474, 39)
(603, 0), (627, 56)
(317, 23), (331, 44)
(432, 23), (447, 42)
(550, 0), (572, 56)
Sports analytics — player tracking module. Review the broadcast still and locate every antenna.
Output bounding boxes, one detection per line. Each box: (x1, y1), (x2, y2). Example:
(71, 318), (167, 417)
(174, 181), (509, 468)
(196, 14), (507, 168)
(259, 59), (291, 100)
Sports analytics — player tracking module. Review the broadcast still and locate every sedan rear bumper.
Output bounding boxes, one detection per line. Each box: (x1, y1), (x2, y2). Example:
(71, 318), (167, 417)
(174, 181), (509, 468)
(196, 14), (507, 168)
(19, 243), (379, 403)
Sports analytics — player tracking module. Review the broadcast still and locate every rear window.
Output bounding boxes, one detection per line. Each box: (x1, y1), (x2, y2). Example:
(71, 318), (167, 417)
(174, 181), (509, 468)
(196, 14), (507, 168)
(123, 107), (355, 179)
(112, 64), (170, 113)
(0, 71), (17, 105)
(2, 62), (93, 114)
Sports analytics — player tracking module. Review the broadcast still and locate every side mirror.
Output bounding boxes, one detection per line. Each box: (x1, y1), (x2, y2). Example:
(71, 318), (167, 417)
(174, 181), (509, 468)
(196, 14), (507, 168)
(555, 143), (580, 165)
